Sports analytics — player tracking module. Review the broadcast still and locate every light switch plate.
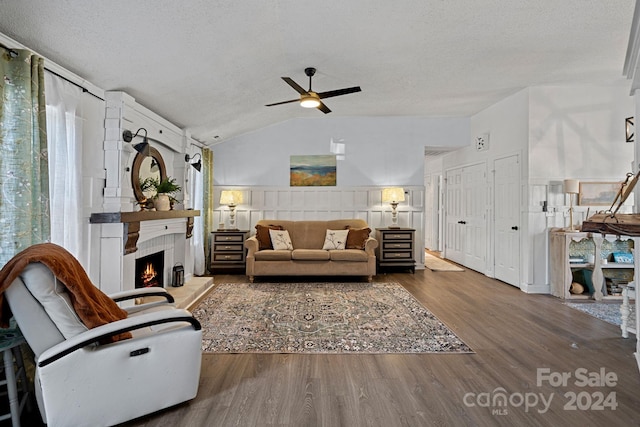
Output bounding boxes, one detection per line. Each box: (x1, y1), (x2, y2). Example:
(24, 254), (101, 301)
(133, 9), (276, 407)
(475, 133), (489, 151)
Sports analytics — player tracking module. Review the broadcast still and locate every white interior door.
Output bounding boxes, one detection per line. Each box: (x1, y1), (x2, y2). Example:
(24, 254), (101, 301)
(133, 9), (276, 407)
(444, 168), (464, 263)
(494, 154), (521, 286)
(462, 163), (487, 272)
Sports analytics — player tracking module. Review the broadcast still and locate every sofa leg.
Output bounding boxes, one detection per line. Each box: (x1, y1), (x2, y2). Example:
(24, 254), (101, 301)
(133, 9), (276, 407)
(249, 276), (254, 283)
(367, 275), (372, 283)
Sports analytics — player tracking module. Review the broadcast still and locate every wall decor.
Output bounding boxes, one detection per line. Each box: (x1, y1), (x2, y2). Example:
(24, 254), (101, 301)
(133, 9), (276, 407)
(578, 181), (622, 206)
(290, 155), (337, 186)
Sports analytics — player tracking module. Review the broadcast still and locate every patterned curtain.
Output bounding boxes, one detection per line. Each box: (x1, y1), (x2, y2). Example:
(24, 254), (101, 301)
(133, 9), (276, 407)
(202, 147), (214, 273)
(0, 49), (49, 267)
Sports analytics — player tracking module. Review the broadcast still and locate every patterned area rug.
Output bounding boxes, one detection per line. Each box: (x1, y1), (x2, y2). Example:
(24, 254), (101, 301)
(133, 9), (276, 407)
(565, 301), (636, 327)
(193, 282), (473, 354)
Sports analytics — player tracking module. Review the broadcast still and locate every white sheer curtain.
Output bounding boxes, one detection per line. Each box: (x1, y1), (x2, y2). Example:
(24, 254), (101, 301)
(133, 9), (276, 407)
(44, 72), (83, 257)
(190, 147), (205, 275)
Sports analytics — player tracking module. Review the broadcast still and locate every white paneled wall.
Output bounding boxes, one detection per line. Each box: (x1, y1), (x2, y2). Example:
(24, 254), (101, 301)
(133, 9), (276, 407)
(214, 186), (426, 269)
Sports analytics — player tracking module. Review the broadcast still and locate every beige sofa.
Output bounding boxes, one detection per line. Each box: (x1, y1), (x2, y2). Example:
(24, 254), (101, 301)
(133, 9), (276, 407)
(245, 219), (378, 282)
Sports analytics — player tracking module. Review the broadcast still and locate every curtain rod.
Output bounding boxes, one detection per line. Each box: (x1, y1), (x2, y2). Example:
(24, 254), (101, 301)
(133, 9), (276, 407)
(1, 44), (104, 101)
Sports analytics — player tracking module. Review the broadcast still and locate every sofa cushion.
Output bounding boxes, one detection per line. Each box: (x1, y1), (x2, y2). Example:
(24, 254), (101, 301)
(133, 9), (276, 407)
(329, 249), (370, 262)
(345, 227), (372, 249)
(292, 249), (331, 261)
(322, 229), (349, 250)
(255, 224), (283, 250)
(269, 229), (294, 250)
(255, 250), (292, 261)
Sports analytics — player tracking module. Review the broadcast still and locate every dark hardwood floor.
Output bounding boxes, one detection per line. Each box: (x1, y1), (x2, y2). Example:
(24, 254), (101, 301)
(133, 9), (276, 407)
(118, 267), (639, 426)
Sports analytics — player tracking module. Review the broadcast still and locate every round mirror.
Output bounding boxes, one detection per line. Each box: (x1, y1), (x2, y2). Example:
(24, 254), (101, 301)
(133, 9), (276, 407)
(131, 147), (166, 203)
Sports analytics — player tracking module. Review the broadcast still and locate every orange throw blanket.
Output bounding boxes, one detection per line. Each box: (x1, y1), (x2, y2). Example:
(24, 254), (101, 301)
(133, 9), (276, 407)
(0, 243), (131, 342)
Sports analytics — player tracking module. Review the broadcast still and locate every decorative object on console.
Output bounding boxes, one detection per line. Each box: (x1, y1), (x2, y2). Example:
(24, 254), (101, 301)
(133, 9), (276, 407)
(564, 179), (579, 231)
(122, 127), (151, 156)
(578, 181), (622, 206)
(185, 153), (202, 172)
(382, 187), (405, 228)
(626, 116), (634, 142)
(220, 190), (243, 229)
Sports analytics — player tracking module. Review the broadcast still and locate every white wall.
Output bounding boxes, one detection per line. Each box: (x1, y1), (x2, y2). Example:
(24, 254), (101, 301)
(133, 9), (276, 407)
(439, 82), (634, 293)
(529, 83), (634, 181)
(213, 116), (470, 187)
(80, 93), (107, 283)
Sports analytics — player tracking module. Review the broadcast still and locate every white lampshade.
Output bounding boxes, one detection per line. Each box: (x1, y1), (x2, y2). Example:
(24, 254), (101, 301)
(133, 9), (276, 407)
(564, 179), (580, 194)
(382, 187), (405, 203)
(219, 190), (243, 206)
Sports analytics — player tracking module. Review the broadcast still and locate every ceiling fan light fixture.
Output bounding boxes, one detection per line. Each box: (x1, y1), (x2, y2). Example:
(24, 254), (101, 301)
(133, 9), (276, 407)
(300, 93), (321, 108)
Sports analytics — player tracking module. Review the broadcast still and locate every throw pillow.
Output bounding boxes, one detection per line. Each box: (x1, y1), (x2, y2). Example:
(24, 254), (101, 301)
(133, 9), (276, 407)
(345, 226), (372, 249)
(269, 229), (294, 250)
(255, 224), (283, 250)
(322, 229), (349, 250)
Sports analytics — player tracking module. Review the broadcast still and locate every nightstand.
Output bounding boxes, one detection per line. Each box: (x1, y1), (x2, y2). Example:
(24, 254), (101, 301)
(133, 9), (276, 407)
(375, 228), (416, 273)
(210, 230), (249, 273)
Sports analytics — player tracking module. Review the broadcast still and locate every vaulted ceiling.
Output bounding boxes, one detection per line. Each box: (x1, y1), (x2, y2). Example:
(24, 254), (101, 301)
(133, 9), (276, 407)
(0, 1), (635, 145)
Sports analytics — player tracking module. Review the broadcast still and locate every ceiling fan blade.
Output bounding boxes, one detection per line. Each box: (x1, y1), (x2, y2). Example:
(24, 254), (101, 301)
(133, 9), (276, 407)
(265, 99), (299, 107)
(282, 77), (307, 95)
(317, 86), (361, 99)
(317, 102), (331, 114)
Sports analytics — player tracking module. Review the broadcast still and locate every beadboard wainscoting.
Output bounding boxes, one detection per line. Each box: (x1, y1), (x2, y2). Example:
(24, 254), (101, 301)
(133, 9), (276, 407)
(214, 186), (426, 269)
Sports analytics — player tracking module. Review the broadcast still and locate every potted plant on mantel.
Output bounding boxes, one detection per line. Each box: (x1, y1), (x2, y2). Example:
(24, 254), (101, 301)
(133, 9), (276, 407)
(140, 176), (182, 211)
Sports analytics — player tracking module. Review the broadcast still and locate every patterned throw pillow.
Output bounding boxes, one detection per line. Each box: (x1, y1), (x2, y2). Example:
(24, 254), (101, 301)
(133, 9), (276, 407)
(269, 229), (294, 250)
(255, 224), (283, 250)
(345, 227), (372, 249)
(322, 229), (349, 250)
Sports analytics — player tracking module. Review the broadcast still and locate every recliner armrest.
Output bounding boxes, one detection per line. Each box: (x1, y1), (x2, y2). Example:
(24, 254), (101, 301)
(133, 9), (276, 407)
(37, 309), (201, 368)
(108, 287), (174, 303)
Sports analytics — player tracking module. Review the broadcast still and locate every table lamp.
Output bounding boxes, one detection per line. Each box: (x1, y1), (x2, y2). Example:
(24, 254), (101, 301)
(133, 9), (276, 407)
(564, 179), (579, 232)
(382, 187), (405, 228)
(219, 190), (243, 230)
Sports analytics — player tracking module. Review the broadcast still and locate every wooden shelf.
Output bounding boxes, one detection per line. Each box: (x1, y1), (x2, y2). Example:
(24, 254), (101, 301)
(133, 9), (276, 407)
(90, 209), (200, 224)
(90, 210), (200, 254)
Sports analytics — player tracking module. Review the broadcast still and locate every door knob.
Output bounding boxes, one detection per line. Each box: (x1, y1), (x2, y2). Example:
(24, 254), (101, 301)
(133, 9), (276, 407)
(511, 226), (519, 230)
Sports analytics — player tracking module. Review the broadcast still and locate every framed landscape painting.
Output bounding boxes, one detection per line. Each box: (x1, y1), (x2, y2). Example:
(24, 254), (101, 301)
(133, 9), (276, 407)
(578, 181), (621, 206)
(290, 155), (337, 186)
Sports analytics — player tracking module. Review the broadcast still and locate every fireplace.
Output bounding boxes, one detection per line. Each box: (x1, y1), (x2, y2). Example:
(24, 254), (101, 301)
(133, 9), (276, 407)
(135, 251), (164, 288)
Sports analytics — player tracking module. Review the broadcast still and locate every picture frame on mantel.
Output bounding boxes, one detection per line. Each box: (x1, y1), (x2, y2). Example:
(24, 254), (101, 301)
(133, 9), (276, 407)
(578, 181), (622, 206)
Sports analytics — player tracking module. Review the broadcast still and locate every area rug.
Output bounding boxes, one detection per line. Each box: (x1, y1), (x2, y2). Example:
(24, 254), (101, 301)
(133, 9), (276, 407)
(192, 282), (473, 354)
(425, 253), (464, 272)
(565, 301), (636, 327)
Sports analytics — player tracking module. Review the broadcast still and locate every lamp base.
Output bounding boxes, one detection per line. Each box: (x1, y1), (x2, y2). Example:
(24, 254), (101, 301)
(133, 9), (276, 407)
(388, 225), (401, 229)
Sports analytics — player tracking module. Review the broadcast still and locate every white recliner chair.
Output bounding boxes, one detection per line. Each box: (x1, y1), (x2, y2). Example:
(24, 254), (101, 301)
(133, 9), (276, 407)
(4, 262), (202, 427)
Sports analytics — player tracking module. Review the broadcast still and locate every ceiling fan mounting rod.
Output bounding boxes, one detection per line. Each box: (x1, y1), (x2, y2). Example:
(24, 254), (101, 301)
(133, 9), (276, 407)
(305, 67), (316, 91)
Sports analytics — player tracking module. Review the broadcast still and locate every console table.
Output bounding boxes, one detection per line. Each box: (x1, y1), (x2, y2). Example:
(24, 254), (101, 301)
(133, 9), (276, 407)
(581, 214), (640, 373)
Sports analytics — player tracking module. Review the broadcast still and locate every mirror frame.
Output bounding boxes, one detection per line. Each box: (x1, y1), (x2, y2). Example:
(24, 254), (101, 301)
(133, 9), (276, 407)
(131, 147), (166, 203)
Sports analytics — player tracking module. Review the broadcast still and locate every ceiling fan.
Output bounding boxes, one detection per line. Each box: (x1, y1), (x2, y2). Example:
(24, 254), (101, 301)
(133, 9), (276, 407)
(265, 67), (361, 114)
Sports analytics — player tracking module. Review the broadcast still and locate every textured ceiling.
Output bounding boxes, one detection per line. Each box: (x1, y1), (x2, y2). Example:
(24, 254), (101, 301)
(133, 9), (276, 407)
(0, 1), (636, 145)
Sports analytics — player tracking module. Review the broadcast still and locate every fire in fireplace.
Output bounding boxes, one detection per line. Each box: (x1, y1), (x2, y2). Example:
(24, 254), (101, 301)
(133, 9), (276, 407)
(135, 251), (164, 288)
